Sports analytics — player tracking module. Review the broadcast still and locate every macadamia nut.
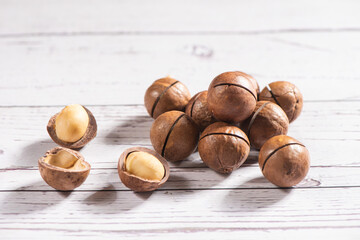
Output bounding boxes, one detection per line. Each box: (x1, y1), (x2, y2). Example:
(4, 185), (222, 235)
(118, 147), (170, 192)
(55, 104), (89, 143)
(259, 135), (310, 187)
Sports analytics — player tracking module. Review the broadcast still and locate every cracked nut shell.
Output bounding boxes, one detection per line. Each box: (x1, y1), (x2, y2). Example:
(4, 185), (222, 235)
(185, 91), (216, 131)
(198, 122), (250, 174)
(118, 147), (170, 192)
(38, 147), (90, 191)
(150, 110), (199, 162)
(259, 135), (310, 187)
(47, 105), (97, 149)
(242, 101), (289, 149)
(207, 71), (258, 123)
(259, 81), (303, 123)
(144, 76), (191, 119)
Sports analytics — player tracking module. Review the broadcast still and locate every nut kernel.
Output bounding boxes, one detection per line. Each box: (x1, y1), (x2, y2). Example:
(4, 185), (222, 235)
(43, 150), (86, 170)
(55, 104), (89, 142)
(125, 151), (165, 181)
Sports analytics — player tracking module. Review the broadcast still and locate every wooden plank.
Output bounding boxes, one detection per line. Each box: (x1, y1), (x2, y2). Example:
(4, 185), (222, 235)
(0, 166), (358, 191)
(0, 229), (358, 240)
(0, 188), (359, 239)
(1, 33), (360, 106)
(0, 0), (359, 35)
(0, 102), (359, 170)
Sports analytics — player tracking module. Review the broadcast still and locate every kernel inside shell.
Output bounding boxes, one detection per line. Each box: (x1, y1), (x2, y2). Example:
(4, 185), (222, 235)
(43, 149), (87, 170)
(118, 147), (170, 192)
(55, 104), (89, 143)
(125, 151), (165, 182)
(47, 105), (97, 149)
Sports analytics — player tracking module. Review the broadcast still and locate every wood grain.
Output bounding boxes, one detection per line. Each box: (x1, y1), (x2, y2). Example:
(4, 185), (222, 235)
(0, 188), (359, 239)
(1, 0), (359, 34)
(1, 1), (359, 238)
(0, 33), (360, 106)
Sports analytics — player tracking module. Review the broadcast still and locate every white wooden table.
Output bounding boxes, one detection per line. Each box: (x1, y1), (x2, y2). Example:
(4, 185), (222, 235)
(1, 0), (360, 239)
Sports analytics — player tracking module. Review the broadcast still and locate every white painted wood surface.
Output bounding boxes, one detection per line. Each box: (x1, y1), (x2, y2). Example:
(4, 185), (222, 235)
(0, 0), (359, 239)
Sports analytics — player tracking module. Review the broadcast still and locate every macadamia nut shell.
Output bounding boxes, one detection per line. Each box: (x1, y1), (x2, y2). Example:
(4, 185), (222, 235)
(259, 135), (310, 187)
(198, 122), (250, 174)
(259, 81), (303, 123)
(242, 101), (289, 149)
(150, 110), (199, 162)
(185, 91), (216, 131)
(144, 77), (191, 119)
(118, 147), (170, 192)
(207, 71), (258, 123)
(38, 147), (90, 191)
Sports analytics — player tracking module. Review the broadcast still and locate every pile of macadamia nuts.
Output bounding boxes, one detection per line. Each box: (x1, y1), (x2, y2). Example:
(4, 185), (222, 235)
(143, 72), (310, 190)
(37, 71), (310, 193)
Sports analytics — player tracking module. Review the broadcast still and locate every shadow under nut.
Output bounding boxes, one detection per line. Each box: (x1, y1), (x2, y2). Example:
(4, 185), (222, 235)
(150, 110), (199, 162)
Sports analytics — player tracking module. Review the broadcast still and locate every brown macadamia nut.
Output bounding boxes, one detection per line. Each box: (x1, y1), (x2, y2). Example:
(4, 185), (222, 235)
(185, 91), (216, 131)
(150, 110), (199, 162)
(198, 122), (250, 173)
(144, 76), (191, 119)
(259, 81), (303, 123)
(242, 101), (289, 149)
(47, 104), (97, 149)
(118, 147), (170, 192)
(38, 147), (90, 191)
(259, 135), (310, 187)
(207, 71), (258, 123)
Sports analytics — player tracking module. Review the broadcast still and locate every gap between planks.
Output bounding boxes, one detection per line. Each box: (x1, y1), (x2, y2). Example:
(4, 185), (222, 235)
(1, 28), (360, 38)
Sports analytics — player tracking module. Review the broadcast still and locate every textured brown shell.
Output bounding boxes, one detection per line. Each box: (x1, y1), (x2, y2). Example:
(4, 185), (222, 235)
(47, 106), (97, 149)
(150, 110), (199, 162)
(259, 135), (310, 187)
(242, 101), (289, 150)
(259, 81), (303, 123)
(118, 147), (170, 192)
(207, 71), (257, 123)
(38, 147), (91, 191)
(144, 76), (191, 119)
(235, 71), (260, 98)
(185, 91), (216, 131)
(198, 122), (250, 174)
